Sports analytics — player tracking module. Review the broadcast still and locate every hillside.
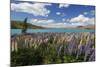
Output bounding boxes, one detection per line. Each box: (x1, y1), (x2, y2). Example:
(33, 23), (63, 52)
(11, 21), (44, 29)
(77, 25), (95, 30)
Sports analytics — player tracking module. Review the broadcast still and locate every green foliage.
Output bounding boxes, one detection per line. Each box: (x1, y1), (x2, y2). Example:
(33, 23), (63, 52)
(11, 32), (95, 66)
(11, 42), (86, 66)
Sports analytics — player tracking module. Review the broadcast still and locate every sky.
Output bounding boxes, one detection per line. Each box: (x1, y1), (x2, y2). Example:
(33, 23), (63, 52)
(11, 1), (95, 28)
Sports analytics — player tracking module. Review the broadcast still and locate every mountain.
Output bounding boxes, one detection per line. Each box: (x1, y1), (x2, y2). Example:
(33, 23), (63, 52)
(77, 25), (95, 30)
(11, 21), (44, 29)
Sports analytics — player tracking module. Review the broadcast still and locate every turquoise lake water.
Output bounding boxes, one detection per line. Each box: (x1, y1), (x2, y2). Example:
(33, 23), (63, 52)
(11, 29), (95, 35)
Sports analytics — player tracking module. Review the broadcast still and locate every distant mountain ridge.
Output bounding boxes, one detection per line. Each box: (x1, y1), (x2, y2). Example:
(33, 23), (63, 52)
(77, 25), (95, 30)
(11, 21), (44, 29)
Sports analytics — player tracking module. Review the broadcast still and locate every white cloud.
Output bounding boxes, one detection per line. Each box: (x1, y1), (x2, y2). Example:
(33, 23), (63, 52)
(29, 15), (95, 28)
(56, 12), (66, 17)
(59, 3), (70, 8)
(83, 12), (88, 15)
(62, 18), (66, 22)
(87, 18), (95, 25)
(29, 19), (74, 28)
(56, 12), (61, 15)
(30, 19), (54, 25)
(69, 14), (95, 25)
(44, 22), (75, 28)
(62, 18), (71, 22)
(11, 2), (52, 16)
(70, 15), (89, 23)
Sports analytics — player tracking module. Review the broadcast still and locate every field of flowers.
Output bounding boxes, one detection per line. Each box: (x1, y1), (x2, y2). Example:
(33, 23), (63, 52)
(11, 32), (95, 66)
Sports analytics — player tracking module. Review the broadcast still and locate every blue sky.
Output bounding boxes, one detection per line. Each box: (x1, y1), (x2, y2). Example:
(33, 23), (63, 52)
(11, 1), (95, 28)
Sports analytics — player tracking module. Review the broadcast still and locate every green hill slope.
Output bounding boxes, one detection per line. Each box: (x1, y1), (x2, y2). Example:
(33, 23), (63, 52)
(11, 21), (44, 29)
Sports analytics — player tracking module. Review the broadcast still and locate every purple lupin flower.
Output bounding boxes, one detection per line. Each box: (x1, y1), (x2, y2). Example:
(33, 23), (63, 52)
(89, 48), (95, 61)
(84, 41), (93, 61)
(67, 35), (77, 55)
(76, 44), (85, 59)
(57, 45), (63, 56)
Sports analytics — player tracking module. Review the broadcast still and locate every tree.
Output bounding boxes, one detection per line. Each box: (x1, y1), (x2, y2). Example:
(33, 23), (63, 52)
(22, 17), (28, 34)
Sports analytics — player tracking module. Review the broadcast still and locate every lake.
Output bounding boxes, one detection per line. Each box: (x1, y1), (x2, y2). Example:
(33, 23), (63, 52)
(11, 29), (95, 35)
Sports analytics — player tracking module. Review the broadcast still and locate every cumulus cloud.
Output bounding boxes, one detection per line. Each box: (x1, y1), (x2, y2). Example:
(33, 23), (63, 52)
(59, 3), (70, 8)
(69, 14), (95, 25)
(30, 19), (54, 26)
(83, 12), (88, 15)
(56, 12), (61, 15)
(70, 15), (89, 23)
(11, 2), (52, 16)
(86, 18), (95, 25)
(29, 15), (95, 28)
(29, 19), (74, 28)
(62, 18), (66, 22)
(56, 12), (66, 17)
(30, 19), (54, 24)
